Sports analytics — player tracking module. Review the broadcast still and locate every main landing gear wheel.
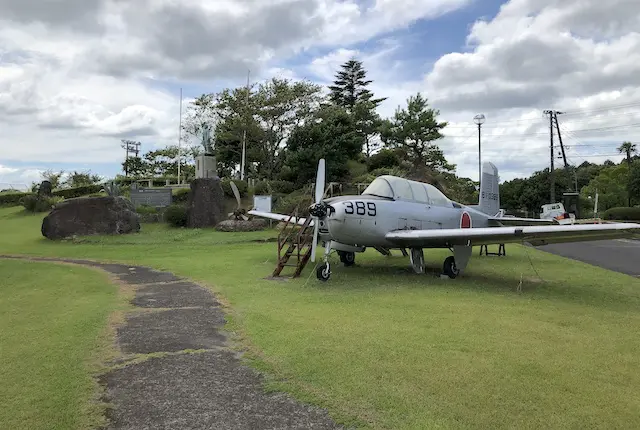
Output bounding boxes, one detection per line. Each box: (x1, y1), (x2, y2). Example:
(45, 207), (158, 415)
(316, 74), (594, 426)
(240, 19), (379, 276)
(338, 251), (355, 267)
(442, 256), (460, 279)
(316, 262), (331, 281)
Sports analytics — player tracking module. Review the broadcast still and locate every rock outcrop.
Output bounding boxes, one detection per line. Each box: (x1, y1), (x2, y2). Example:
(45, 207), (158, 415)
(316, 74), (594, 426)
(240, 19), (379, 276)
(186, 178), (226, 228)
(215, 219), (268, 232)
(41, 196), (140, 240)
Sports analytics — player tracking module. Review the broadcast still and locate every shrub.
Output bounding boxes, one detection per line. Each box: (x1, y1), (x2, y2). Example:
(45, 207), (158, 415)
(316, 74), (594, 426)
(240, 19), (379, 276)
(221, 179), (248, 198)
(135, 205), (157, 215)
(253, 180), (295, 195)
(165, 204), (188, 227)
(602, 207), (640, 221)
(172, 188), (191, 203)
(22, 195), (63, 213)
(0, 192), (31, 207)
(253, 181), (269, 195)
(52, 184), (103, 199)
(274, 193), (313, 217)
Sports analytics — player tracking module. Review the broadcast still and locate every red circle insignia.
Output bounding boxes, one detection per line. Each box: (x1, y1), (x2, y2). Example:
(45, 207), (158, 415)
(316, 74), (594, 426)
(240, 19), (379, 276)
(460, 211), (471, 228)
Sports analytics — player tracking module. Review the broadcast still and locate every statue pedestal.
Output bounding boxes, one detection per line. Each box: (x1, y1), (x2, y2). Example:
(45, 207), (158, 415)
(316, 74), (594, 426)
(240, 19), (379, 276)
(195, 154), (218, 179)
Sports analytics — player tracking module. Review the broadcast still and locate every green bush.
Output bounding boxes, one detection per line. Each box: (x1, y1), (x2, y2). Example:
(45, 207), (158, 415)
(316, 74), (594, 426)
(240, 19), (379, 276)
(52, 184), (103, 199)
(269, 180), (296, 194)
(165, 204), (188, 227)
(253, 180), (295, 195)
(172, 188), (191, 203)
(135, 205), (157, 215)
(253, 181), (269, 195)
(602, 207), (640, 221)
(0, 192), (31, 207)
(274, 193), (313, 217)
(22, 195), (63, 213)
(221, 179), (248, 198)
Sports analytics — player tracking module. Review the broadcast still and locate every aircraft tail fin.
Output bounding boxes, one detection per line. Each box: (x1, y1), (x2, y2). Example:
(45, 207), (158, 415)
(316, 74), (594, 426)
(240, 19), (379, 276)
(478, 161), (500, 216)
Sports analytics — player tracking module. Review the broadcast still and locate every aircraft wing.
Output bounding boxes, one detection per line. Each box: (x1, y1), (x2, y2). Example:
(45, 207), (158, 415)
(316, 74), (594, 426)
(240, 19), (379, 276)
(488, 216), (556, 226)
(248, 210), (312, 227)
(385, 223), (640, 248)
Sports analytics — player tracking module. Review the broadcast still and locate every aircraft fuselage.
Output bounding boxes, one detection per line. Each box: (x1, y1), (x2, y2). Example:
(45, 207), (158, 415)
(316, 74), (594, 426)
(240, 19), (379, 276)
(318, 195), (493, 249)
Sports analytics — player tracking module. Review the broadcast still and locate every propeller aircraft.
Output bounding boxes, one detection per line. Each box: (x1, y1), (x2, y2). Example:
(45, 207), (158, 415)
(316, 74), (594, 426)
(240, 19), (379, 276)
(249, 159), (640, 281)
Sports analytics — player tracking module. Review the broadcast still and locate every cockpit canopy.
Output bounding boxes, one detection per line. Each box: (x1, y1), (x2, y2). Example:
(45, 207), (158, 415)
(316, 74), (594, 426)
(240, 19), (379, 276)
(362, 175), (451, 207)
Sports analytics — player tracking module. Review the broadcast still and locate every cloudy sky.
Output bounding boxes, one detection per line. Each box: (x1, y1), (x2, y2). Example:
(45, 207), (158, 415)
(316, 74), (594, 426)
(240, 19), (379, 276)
(1, 0), (639, 190)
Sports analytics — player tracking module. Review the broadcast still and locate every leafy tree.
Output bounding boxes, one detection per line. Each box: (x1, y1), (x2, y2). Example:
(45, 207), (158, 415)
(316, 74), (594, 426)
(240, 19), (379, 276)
(121, 157), (149, 178)
(252, 77), (323, 179)
(581, 163), (629, 213)
(64, 171), (102, 188)
(618, 141), (637, 206)
(629, 159), (640, 206)
(282, 105), (362, 187)
(379, 93), (454, 175)
(40, 169), (64, 189)
(143, 145), (201, 179)
(212, 85), (263, 178)
(182, 93), (218, 143)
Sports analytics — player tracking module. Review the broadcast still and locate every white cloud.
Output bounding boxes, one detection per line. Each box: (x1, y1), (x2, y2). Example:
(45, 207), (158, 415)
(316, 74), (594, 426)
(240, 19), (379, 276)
(1, 0), (639, 185)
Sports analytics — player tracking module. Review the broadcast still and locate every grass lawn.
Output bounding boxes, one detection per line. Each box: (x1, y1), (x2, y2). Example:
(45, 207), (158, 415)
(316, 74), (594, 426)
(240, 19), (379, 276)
(2, 206), (640, 428)
(0, 258), (121, 430)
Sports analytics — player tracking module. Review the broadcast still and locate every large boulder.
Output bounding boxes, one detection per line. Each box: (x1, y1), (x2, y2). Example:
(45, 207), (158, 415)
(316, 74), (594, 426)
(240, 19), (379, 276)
(41, 196), (140, 240)
(187, 178), (226, 228)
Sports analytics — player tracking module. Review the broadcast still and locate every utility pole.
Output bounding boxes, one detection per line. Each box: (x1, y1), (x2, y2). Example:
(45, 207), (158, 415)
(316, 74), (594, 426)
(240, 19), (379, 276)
(473, 114), (485, 184)
(121, 139), (141, 177)
(543, 110), (557, 203)
(177, 87), (183, 184)
(240, 70), (250, 181)
(551, 110), (577, 192)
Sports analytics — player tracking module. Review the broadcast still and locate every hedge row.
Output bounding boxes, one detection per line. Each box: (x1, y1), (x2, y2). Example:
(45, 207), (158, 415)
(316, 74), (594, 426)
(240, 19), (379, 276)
(0, 184), (105, 207)
(52, 184), (103, 199)
(602, 207), (640, 221)
(0, 192), (31, 206)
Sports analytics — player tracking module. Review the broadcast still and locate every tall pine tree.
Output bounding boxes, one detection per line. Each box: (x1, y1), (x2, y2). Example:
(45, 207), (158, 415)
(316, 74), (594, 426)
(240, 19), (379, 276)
(328, 58), (386, 110)
(328, 58), (387, 156)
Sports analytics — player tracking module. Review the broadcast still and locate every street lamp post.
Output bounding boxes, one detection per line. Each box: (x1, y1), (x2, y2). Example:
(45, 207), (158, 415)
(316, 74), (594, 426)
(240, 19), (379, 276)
(473, 114), (486, 184)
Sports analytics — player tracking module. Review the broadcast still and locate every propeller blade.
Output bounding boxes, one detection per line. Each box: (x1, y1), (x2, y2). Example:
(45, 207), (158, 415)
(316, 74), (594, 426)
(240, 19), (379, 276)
(229, 181), (241, 209)
(315, 158), (325, 204)
(310, 221), (319, 262)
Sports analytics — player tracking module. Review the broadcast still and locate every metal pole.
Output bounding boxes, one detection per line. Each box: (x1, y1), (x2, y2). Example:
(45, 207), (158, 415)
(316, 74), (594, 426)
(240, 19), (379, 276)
(478, 123), (482, 184)
(177, 87), (183, 184)
(240, 70), (250, 181)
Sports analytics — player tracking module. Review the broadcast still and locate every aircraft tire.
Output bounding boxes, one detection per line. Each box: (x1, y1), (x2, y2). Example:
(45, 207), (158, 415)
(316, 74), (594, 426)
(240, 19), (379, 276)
(343, 252), (355, 266)
(443, 256), (459, 279)
(316, 263), (331, 281)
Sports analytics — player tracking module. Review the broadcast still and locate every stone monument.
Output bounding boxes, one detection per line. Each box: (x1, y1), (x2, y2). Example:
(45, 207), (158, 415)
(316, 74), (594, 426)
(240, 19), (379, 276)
(187, 124), (225, 227)
(195, 124), (217, 179)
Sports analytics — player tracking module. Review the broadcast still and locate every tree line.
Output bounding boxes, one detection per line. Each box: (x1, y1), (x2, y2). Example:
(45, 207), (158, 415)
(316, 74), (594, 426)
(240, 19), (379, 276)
(501, 142), (639, 216)
(175, 59), (468, 194)
(116, 58), (637, 216)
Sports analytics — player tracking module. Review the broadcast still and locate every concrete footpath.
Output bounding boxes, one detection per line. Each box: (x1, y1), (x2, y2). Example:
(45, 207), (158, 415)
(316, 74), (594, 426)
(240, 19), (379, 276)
(2, 256), (344, 430)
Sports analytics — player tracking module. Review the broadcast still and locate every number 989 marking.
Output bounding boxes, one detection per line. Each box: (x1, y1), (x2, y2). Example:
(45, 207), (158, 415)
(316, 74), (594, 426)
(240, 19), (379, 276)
(345, 201), (376, 216)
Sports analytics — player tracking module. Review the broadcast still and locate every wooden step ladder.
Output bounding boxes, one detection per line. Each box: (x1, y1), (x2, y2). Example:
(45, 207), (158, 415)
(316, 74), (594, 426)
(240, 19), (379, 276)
(272, 209), (315, 278)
